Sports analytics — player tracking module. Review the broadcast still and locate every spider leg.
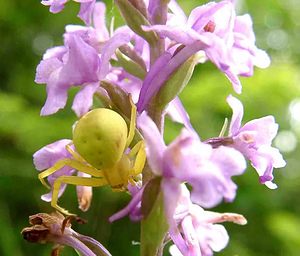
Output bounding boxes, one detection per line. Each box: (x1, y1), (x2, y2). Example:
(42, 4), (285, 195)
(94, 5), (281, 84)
(128, 140), (146, 176)
(125, 96), (137, 148)
(65, 143), (86, 163)
(38, 158), (107, 189)
(52, 176), (108, 215)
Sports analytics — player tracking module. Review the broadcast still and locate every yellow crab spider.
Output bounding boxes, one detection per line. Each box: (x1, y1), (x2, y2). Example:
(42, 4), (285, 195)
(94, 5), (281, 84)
(38, 100), (146, 216)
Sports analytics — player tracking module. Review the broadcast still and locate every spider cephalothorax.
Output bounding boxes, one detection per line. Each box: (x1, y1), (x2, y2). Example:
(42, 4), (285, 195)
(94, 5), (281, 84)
(38, 101), (146, 215)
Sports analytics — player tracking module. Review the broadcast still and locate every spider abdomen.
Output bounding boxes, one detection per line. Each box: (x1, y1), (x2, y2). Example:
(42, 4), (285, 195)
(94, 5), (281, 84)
(73, 108), (128, 169)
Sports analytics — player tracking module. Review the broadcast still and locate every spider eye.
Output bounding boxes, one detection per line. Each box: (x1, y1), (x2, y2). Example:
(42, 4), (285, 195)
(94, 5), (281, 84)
(73, 108), (128, 169)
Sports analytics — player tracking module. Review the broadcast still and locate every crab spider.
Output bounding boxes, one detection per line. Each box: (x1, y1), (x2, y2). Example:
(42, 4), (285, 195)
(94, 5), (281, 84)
(38, 100), (146, 216)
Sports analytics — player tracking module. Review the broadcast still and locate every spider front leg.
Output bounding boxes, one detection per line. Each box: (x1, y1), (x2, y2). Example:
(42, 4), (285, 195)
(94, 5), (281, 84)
(129, 140), (146, 178)
(52, 176), (108, 215)
(38, 158), (107, 189)
(125, 96), (137, 148)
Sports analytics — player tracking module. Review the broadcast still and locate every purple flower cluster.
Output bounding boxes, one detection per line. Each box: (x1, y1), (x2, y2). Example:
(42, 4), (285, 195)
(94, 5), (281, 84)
(29, 0), (286, 255)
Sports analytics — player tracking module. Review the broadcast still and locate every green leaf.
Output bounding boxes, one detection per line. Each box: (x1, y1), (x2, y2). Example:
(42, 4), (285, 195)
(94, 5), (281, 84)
(115, 0), (159, 45)
(100, 81), (132, 118)
(156, 55), (197, 110)
(115, 49), (147, 80)
(119, 45), (147, 71)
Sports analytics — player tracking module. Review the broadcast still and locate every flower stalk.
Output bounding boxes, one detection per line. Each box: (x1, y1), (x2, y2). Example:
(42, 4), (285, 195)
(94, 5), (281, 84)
(25, 0), (286, 255)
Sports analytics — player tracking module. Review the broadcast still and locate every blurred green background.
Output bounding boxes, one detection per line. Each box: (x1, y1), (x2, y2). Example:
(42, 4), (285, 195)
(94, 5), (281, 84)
(0, 0), (299, 255)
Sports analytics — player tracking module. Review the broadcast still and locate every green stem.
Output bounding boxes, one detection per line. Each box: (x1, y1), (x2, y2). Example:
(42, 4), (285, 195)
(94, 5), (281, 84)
(147, 100), (164, 133)
(140, 191), (168, 256)
(140, 98), (168, 256)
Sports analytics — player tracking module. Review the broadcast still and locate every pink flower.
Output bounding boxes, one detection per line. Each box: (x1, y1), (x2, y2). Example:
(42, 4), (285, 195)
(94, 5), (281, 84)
(35, 34), (100, 115)
(138, 113), (246, 208)
(227, 95), (286, 189)
(142, 0), (270, 94)
(167, 185), (247, 256)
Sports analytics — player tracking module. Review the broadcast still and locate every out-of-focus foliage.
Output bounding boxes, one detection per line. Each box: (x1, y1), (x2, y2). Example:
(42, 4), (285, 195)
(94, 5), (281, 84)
(0, 0), (299, 255)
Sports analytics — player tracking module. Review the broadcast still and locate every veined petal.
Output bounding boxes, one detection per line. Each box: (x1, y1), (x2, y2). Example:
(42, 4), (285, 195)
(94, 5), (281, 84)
(61, 34), (100, 84)
(189, 146), (245, 208)
(163, 129), (211, 179)
(190, 166), (237, 208)
(41, 75), (69, 115)
(72, 82), (99, 117)
(241, 116), (278, 146)
(35, 57), (63, 84)
(99, 31), (132, 79)
(211, 146), (246, 177)
(43, 46), (66, 60)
